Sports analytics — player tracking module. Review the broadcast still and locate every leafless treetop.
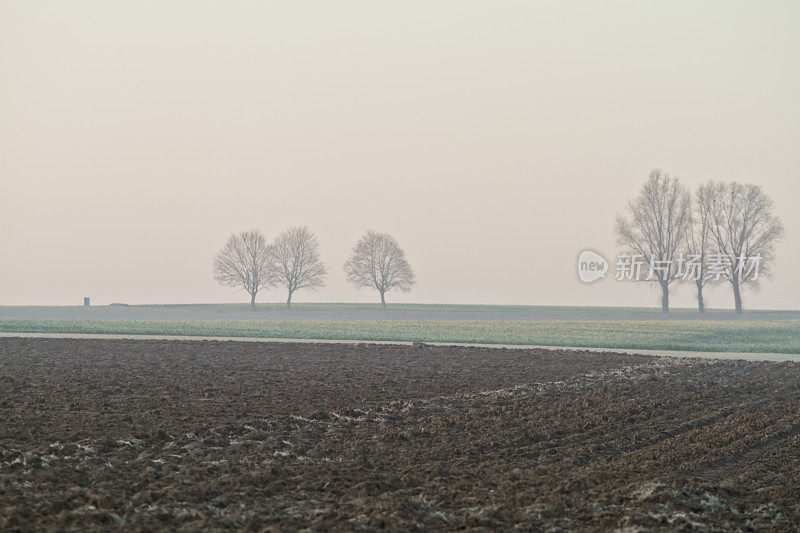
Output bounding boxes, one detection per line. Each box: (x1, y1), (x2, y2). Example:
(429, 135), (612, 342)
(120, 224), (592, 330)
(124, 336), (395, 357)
(269, 226), (327, 299)
(686, 183), (716, 288)
(344, 231), (415, 297)
(705, 182), (784, 287)
(212, 230), (272, 305)
(615, 169), (692, 285)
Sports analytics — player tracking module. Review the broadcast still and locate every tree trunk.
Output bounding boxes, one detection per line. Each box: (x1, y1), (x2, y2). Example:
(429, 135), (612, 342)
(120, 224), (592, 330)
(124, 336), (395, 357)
(286, 290), (293, 311)
(732, 280), (743, 313)
(696, 281), (704, 313)
(380, 291), (386, 311)
(660, 281), (669, 313)
(250, 292), (256, 309)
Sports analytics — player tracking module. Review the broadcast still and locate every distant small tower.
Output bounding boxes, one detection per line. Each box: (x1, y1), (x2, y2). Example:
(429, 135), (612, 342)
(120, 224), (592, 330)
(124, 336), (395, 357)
(83, 297), (91, 307)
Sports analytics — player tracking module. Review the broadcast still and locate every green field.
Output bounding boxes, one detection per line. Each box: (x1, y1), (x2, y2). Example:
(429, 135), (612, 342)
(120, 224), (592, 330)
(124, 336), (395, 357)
(2, 303), (799, 323)
(2, 318), (799, 354)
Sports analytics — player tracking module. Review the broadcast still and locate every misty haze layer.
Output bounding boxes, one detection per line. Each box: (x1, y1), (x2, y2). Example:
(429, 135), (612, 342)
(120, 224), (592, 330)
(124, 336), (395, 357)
(1, 1), (798, 309)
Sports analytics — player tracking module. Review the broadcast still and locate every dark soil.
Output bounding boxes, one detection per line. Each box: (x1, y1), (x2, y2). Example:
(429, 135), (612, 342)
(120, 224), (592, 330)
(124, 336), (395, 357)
(1, 338), (799, 531)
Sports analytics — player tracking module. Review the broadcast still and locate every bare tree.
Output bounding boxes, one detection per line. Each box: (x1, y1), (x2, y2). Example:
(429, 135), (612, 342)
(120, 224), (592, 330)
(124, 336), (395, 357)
(615, 169), (691, 313)
(705, 182), (784, 313)
(344, 231), (415, 310)
(269, 226), (327, 310)
(212, 230), (273, 308)
(685, 184), (716, 313)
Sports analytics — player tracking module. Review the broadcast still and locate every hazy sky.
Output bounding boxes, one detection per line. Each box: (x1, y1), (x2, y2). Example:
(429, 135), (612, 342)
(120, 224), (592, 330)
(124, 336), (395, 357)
(2, 1), (798, 309)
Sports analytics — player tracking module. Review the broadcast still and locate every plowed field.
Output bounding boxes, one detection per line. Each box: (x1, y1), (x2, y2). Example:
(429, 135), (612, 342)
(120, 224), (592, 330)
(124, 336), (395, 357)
(1, 338), (798, 530)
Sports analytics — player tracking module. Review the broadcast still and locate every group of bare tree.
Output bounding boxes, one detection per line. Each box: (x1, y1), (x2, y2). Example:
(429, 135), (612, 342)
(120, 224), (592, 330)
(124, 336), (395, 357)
(213, 227), (414, 310)
(616, 170), (784, 313)
(214, 178), (781, 314)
